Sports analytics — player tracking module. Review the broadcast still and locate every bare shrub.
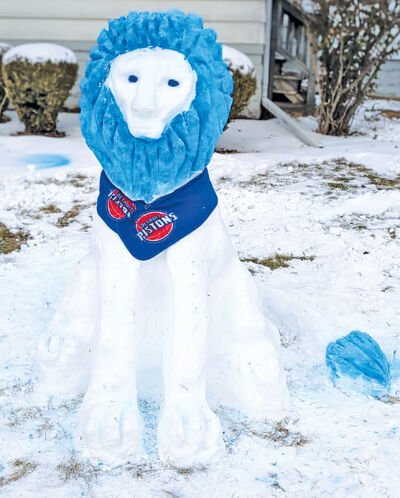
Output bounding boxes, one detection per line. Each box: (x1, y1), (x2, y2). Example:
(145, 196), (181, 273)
(307, 0), (400, 135)
(0, 43), (11, 122)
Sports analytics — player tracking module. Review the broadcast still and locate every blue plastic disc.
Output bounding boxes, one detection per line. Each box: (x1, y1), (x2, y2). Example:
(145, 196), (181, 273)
(19, 154), (71, 170)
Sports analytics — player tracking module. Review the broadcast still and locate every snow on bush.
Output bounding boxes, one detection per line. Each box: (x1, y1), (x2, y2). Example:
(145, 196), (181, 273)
(3, 43), (77, 65)
(222, 45), (257, 123)
(2, 43), (78, 136)
(222, 45), (255, 75)
(0, 42), (11, 123)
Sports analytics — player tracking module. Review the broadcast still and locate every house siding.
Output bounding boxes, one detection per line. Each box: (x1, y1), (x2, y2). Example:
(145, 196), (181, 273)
(373, 59), (400, 99)
(0, 0), (267, 117)
(0, 0), (398, 118)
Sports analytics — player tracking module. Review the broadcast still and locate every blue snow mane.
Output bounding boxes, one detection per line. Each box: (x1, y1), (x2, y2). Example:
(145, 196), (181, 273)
(80, 9), (233, 202)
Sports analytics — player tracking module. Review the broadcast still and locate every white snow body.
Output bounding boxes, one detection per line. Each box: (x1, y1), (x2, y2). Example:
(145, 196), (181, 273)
(38, 207), (289, 468)
(37, 46), (288, 469)
(3, 43), (77, 65)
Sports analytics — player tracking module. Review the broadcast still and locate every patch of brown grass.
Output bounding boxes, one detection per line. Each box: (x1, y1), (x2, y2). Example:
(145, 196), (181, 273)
(56, 201), (95, 228)
(240, 171), (275, 189)
(35, 420), (55, 439)
(171, 464), (207, 475)
(67, 174), (89, 188)
(19, 209), (42, 220)
(0, 222), (30, 254)
(56, 453), (100, 483)
(326, 158), (400, 190)
(0, 382), (33, 397)
(215, 148), (240, 154)
(381, 395), (400, 404)
(243, 157), (400, 195)
(56, 204), (84, 228)
(272, 481), (286, 492)
(380, 109), (400, 119)
(217, 176), (232, 184)
(327, 182), (350, 190)
(21, 203), (62, 220)
(39, 203), (62, 214)
(0, 460), (38, 488)
(15, 130), (65, 138)
(57, 395), (83, 411)
(241, 253), (315, 271)
(242, 420), (309, 447)
(34, 173), (89, 188)
(125, 462), (156, 478)
(6, 407), (43, 427)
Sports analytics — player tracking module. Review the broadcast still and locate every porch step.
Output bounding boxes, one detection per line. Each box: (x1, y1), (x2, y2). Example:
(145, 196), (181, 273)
(274, 74), (302, 81)
(275, 101), (309, 113)
(273, 77), (303, 104)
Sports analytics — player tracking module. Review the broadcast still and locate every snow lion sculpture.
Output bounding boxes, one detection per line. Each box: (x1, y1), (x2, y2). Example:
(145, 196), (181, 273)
(38, 9), (289, 468)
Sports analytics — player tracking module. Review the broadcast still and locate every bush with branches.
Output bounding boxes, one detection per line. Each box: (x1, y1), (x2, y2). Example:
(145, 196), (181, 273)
(0, 43), (11, 123)
(307, 0), (400, 136)
(222, 45), (257, 124)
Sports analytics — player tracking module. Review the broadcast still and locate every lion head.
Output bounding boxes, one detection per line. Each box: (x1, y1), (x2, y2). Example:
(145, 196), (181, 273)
(80, 9), (233, 202)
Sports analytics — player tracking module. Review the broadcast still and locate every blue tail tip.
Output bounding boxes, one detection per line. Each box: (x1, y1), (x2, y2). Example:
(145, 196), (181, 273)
(326, 330), (391, 395)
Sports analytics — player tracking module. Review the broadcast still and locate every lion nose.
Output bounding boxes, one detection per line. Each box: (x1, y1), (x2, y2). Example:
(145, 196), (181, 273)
(131, 81), (156, 117)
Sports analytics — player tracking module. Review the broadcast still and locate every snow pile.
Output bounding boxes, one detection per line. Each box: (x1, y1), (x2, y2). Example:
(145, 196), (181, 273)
(222, 45), (255, 75)
(0, 42), (11, 55)
(3, 43), (77, 65)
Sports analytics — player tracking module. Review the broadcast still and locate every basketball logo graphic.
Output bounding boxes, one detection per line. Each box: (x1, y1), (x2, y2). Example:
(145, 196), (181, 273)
(108, 189), (136, 219)
(136, 211), (178, 242)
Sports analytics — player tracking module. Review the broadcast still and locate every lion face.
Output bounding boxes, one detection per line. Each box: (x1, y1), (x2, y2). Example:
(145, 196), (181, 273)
(106, 47), (197, 139)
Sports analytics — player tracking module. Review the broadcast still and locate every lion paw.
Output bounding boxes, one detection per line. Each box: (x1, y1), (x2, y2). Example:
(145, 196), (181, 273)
(37, 334), (89, 396)
(78, 397), (143, 466)
(158, 401), (225, 468)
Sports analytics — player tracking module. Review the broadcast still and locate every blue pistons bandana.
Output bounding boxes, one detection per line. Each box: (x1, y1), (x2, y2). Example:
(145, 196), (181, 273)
(97, 169), (218, 261)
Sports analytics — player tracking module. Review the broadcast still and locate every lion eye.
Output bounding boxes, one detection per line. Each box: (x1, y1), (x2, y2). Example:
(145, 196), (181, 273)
(128, 74), (138, 83)
(168, 79), (179, 87)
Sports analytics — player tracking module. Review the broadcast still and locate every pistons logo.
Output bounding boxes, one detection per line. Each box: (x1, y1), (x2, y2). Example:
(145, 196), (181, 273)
(108, 189), (136, 219)
(136, 211), (177, 242)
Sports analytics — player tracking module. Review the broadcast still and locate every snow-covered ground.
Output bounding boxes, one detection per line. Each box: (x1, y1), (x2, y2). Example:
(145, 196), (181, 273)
(0, 101), (399, 497)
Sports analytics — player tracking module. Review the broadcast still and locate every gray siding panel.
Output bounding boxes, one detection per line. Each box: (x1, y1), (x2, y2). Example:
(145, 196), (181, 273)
(0, 18), (265, 45)
(0, 0), (265, 22)
(0, 0), (266, 116)
(373, 60), (400, 99)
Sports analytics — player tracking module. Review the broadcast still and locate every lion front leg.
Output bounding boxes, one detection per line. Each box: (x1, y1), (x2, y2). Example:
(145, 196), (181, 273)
(207, 216), (289, 420)
(157, 223), (225, 468)
(77, 216), (143, 466)
(37, 252), (97, 398)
